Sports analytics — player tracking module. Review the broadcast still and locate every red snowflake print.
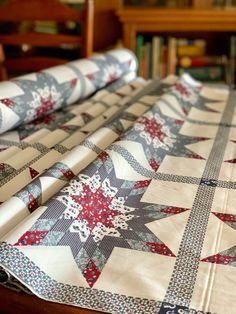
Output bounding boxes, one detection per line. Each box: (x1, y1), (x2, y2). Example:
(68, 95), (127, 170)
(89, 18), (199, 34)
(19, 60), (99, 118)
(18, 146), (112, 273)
(108, 71), (118, 83)
(0, 98), (15, 107)
(103, 65), (122, 84)
(175, 119), (184, 125)
(135, 112), (176, 150)
(175, 82), (191, 97)
(70, 78), (77, 88)
(29, 167), (39, 179)
(33, 114), (56, 126)
(182, 107), (188, 116)
(83, 259), (101, 287)
(213, 212), (236, 223)
(149, 159), (159, 171)
(15, 231), (48, 246)
(160, 207), (189, 215)
(60, 174), (135, 243)
(27, 86), (60, 121)
(171, 80), (198, 104)
(98, 151), (109, 163)
(139, 116), (166, 141)
(28, 194), (40, 212)
(145, 242), (175, 257)
(35, 95), (56, 118)
(225, 159), (236, 164)
(71, 183), (122, 232)
(86, 74), (94, 81)
(60, 168), (75, 181)
(202, 254), (236, 265)
(134, 180), (151, 189)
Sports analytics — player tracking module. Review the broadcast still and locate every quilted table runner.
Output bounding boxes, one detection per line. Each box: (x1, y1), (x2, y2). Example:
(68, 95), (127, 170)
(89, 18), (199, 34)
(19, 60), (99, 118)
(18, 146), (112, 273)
(0, 51), (236, 313)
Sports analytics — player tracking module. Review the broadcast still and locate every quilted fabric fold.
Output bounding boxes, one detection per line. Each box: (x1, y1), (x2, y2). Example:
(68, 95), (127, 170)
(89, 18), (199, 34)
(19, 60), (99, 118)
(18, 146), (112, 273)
(0, 76), (155, 238)
(1, 71), (235, 314)
(1, 46), (236, 314)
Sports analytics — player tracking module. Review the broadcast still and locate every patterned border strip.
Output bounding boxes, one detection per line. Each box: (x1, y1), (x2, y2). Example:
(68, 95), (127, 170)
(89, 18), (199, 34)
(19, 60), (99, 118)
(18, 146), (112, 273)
(0, 242), (161, 314)
(217, 180), (236, 189)
(158, 302), (213, 314)
(162, 91), (235, 307)
(82, 140), (103, 154)
(0, 139), (30, 150)
(0, 242), (213, 314)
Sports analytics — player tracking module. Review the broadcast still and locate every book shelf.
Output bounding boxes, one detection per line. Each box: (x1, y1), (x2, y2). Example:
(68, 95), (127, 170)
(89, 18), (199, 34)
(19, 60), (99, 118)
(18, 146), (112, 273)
(117, 9), (236, 52)
(117, 8), (236, 83)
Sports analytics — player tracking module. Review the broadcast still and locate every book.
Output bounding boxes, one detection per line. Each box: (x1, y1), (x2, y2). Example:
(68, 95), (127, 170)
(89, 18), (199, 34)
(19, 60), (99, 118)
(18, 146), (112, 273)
(177, 38), (206, 47)
(161, 44), (168, 78)
(177, 45), (206, 57)
(145, 42), (152, 79)
(166, 0), (177, 7)
(178, 55), (227, 68)
(140, 42), (151, 79)
(140, 44), (146, 77)
(177, 38), (206, 57)
(224, 0), (236, 7)
(167, 37), (177, 75)
(212, 0), (225, 7)
(136, 34), (144, 75)
(152, 36), (162, 79)
(165, 0), (192, 7)
(176, 66), (225, 81)
(34, 21), (58, 34)
(192, 0), (212, 8)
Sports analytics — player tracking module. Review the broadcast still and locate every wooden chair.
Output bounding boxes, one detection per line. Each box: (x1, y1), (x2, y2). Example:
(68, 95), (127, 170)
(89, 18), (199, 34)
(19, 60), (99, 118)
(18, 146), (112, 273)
(0, 0), (94, 80)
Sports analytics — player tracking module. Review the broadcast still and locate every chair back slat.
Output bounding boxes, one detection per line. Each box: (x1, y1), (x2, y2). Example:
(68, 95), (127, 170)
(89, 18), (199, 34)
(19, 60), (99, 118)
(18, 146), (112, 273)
(0, 0), (94, 80)
(0, 33), (82, 47)
(0, 0), (82, 21)
(5, 56), (71, 72)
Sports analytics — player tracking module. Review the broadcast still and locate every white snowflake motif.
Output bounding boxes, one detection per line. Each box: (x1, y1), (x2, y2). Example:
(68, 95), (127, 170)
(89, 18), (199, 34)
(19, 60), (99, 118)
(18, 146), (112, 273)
(62, 178), (84, 196)
(102, 64), (122, 84)
(26, 85), (61, 121)
(57, 173), (135, 243)
(57, 194), (82, 220)
(135, 112), (176, 151)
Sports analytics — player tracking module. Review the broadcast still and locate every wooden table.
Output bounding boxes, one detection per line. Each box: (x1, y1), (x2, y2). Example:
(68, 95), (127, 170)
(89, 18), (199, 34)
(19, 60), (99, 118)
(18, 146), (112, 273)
(0, 285), (103, 314)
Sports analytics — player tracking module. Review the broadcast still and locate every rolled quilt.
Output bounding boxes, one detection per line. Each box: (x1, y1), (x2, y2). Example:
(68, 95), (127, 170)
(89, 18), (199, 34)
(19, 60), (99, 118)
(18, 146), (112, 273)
(0, 49), (137, 134)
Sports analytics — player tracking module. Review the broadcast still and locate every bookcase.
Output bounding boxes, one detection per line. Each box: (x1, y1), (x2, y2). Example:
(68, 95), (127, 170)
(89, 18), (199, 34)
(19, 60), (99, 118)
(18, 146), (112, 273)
(116, 7), (236, 83)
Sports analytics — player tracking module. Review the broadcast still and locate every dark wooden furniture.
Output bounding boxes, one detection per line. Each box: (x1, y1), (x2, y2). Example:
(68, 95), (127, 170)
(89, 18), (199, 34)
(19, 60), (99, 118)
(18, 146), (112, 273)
(117, 8), (236, 53)
(93, 0), (121, 51)
(0, 0), (94, 79)
(0, 285), (103, 314)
